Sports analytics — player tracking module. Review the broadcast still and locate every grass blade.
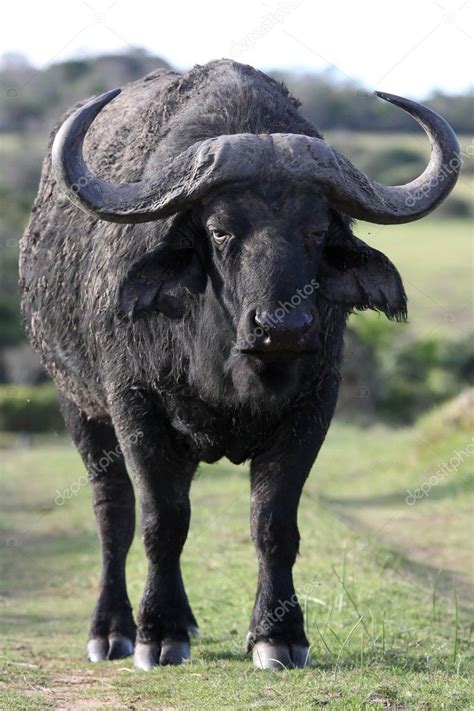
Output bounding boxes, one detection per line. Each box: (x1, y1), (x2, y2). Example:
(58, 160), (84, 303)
(335, 616), (365, 678)
(432, 568), (442, 622)
(453, 576), (459, 664)
(314, 617), (335, 661)
(332, 567), (370, 636)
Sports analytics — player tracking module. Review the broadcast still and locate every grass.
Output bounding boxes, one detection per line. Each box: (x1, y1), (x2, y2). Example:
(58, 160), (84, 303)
(1, 409), (473, 710)
(354, 216), (472, 339)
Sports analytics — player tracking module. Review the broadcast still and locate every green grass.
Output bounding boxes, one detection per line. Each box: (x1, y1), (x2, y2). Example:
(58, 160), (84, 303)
(1, 412), (473, 709)
(354, 216), (472, 339)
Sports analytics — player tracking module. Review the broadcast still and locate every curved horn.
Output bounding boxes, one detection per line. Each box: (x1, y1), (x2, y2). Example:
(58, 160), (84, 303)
(51, 89), (206, 223)
(320, 92), (461, 224)
(53, 88), (461, 226)
(52, 90), (271, 223)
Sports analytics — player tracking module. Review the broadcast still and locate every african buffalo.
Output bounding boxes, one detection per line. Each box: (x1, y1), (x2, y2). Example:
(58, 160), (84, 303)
(20, 60), (460, 669)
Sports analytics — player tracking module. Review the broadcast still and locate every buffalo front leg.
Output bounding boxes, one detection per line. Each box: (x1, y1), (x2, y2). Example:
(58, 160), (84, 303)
(247, 408), (332, 670)
(59, 397), (136, 661)
(109, 392), (198, 670)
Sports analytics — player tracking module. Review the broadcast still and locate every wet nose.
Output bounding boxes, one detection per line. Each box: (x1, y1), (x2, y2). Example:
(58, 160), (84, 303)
(253, 305), (315, 351)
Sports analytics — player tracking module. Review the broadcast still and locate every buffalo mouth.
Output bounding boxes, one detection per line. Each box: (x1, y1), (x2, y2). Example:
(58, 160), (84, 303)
(238, 347), (316, 364)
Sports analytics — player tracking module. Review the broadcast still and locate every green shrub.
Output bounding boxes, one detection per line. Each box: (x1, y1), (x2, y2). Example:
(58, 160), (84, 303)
(0, 297), (24, 347)
(349, 313), (396, 355)
(434, 194), (473, 218)
(439, 334), (474, 384)
(0, 383), (63, 432)
(377, 364), (459, 423)
(366, 147), (426, 185)
(340, 325), (474, 424)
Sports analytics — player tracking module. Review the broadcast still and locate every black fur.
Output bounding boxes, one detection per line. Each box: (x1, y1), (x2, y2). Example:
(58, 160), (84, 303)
(20, 60), (407, 664)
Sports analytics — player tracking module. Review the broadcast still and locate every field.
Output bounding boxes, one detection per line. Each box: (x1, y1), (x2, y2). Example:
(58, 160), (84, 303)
(356, 216), (472, 339)
(1, 398), (473, 710)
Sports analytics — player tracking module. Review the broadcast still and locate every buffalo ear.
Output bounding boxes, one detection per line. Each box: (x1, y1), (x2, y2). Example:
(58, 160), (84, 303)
(319, 228), (407, 320)
(118, 242), (207, 322)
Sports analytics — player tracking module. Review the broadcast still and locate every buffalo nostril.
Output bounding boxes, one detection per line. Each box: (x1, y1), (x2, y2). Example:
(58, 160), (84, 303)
(255, 309), (314, 332)
(244, 305), (318, 354)
(253, 307), (315, 340)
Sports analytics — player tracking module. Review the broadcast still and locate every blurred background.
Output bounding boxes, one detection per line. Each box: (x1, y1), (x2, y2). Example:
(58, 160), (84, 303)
(0, 3), (473, 704)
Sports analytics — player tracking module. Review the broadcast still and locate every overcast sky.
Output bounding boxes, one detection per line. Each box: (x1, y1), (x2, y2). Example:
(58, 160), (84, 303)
(1, 0), (472, 97)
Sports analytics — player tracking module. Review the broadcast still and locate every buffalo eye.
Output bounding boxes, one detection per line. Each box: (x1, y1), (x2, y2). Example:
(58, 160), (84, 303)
(308, 228), (326, 244)
(210, 229), (232, 248)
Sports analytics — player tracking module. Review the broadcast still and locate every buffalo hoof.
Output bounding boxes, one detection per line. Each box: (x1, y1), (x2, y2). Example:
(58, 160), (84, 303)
(134, 639), (191, 670)
(134, 641), (159, 670)
(160, 639), (191, 666)
(251, 641), (310, 670)
(87, 633), (134, 662)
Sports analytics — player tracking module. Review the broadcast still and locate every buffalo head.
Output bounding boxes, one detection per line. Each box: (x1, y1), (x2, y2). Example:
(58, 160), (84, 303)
(51, 87), (460, 403)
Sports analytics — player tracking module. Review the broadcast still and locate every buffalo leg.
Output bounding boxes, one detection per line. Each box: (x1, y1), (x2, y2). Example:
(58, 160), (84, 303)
(59, 397), (136, 661)
(247, 405), (334, 669)
(108, 392), (198, 669)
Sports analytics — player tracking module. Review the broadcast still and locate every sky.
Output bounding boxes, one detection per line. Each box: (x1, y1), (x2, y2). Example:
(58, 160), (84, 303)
(1, 0), (472, 97)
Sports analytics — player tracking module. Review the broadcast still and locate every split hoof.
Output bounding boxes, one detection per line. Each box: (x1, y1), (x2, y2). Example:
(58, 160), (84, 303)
(160, 639), (191, 666)
(134, 641), (160, 670)
(108, 633), (134, 660)
(251, 641), (310, 670)
(134, 639), (191, 670)
(87, 633), (134, 662)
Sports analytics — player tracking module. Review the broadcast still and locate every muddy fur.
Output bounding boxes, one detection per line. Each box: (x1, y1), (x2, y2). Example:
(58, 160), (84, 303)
(19, 60), (407, 663)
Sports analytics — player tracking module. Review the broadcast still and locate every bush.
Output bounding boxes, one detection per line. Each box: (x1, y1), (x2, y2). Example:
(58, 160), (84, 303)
(377, 363), (459, 423)
(440, 335), (474, 383)
(434, 195), (473, 218)
(0, 297), (24, 347)
(340, 323), (474, 424)
(365, 146), (426, 185)
(0, 383), (63, 432)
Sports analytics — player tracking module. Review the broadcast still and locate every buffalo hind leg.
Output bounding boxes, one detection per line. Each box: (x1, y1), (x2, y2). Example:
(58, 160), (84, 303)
(108, 391), (198, 670)
(59, 397), (136, 661)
